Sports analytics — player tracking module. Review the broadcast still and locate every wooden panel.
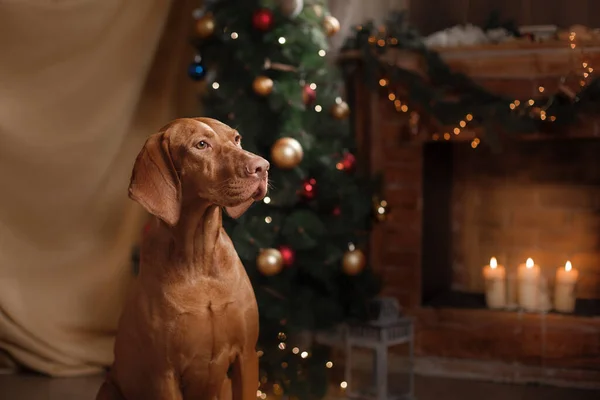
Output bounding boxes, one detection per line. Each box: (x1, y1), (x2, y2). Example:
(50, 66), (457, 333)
(408, 0), (470, 34)
(413, 308), (600, 370)
(529, 0), (589, 27)
(589, 0), (600, 27)
(408, 0), (600, 34)
(414, 356), (600, 389)
(559, 0), (590, 27)
(465, 0), (529, 28)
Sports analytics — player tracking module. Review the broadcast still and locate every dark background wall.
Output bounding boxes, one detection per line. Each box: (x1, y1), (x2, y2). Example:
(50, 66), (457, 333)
(408, 0), (600, 34)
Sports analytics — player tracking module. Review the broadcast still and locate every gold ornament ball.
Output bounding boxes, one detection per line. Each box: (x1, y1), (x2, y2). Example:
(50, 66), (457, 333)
(331, 101), (350, 120)
(253, 76), (274, 96)
(323, 15), (341, 37)
(195, 14), (216, 38)
(342, 249), (366, 276)
(271, 137), (303, 169)
(257, 248), (284, 276)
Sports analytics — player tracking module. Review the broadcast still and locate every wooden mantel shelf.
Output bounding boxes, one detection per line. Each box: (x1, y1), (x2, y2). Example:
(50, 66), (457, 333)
(341, 39), (600, 80)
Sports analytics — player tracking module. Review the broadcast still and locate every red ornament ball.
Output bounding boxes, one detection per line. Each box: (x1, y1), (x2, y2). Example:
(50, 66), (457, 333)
(302, 85), (317, 105)
(278, 245), (295, 266)
(332, 206), (341, 216)
(252, 8), (274, 31)
(336, 153), (356, 172)
(300, 178), (317, 200)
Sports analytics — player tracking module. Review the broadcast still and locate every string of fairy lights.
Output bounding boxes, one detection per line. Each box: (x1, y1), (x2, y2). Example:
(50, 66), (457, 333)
(252, 330), (341, 399)
(369, 28), (595, 148)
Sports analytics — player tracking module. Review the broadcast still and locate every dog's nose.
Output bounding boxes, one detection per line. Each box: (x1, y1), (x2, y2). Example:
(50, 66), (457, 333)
(246, 158), (270, 176)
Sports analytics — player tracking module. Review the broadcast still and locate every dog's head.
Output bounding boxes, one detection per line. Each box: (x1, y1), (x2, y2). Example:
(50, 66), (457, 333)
(128, 117), (269, 226)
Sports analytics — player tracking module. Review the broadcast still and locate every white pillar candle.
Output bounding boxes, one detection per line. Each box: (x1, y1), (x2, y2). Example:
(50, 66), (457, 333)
(518, 258), (541, 311)
(554, 261), (579, 313)
(482, 257), (506, 309)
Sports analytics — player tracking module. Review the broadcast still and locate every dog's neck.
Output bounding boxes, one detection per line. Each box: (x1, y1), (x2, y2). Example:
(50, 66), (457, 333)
(169, 200), (225, 277)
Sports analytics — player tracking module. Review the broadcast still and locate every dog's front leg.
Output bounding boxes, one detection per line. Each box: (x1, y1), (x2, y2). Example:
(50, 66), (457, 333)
(231, 350), (259, 400)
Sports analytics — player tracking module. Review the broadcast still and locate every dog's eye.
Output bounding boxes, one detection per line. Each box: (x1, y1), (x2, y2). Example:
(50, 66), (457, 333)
(195, 141), (208, 150)
(234, 135), (241, 145)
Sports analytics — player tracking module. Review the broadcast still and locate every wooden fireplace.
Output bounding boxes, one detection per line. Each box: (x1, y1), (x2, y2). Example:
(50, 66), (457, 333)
(345, 42), (600, 388)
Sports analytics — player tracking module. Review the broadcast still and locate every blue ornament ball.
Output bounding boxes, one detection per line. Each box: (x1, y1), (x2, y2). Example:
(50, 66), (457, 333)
(188, 62), (206, 81)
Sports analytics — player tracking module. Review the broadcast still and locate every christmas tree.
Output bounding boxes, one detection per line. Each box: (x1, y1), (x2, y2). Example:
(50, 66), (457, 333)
(189, 0), (381, 397)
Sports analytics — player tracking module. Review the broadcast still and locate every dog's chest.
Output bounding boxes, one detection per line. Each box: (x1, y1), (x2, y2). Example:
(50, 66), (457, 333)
(169, 277), (256, 330)
(160, 280), (257, 365)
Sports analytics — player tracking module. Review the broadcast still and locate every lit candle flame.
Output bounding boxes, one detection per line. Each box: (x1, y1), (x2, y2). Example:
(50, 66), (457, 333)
(526, 258), (534, 268)
(490, 257), (498, 269)
(565, 261), (572, 272)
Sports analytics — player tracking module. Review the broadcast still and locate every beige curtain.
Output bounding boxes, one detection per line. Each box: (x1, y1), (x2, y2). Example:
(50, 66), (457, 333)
(0, 0), (197, 377)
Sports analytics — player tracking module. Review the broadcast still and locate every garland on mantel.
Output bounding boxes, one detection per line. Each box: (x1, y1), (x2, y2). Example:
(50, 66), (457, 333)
(341, 12), (600, 149)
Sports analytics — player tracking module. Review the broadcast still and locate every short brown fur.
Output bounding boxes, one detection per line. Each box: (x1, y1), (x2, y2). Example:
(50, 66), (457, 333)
(96, 117), (269, 400)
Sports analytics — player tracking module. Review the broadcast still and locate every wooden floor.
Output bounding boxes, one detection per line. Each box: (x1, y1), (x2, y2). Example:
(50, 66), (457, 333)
(0, 373), (598, 400)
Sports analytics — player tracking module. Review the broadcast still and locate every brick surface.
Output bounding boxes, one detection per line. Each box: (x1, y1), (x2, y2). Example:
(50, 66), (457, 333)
(509, 208), (572, 229)
(379, 285), (416, 307)
(384, 180), (422, 197)
(576, 272), (600, 299)
(382, 249), (421, 268)
(384, 163), (423, 183)
(385, 190), (421, 211)
(385, 227), (422, 251)
(381, 265), (418, 287)
(537, 185), (596, 209)
(570, 252), (600, 269)
(538, 231), (600, 253)
(382, 208), (421, 230)
(572, 212), (600, 232)
(477, 185), (538, 211)
(475, 204), (511, 229)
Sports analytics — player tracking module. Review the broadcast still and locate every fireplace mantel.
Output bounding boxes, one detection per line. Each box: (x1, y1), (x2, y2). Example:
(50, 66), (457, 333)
(345, 42), (600, 388)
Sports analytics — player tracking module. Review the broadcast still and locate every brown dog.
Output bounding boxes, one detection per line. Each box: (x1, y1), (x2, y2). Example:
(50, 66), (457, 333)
(96, 118), (269, 400)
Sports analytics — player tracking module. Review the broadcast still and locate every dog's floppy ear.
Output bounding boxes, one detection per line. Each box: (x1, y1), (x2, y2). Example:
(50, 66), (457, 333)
(224, 199), (255, 219)
(128, 131), (181, 226)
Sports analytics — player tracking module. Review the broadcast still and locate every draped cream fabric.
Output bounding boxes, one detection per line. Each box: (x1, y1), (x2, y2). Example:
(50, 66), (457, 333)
(0, 0), (196, 376)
